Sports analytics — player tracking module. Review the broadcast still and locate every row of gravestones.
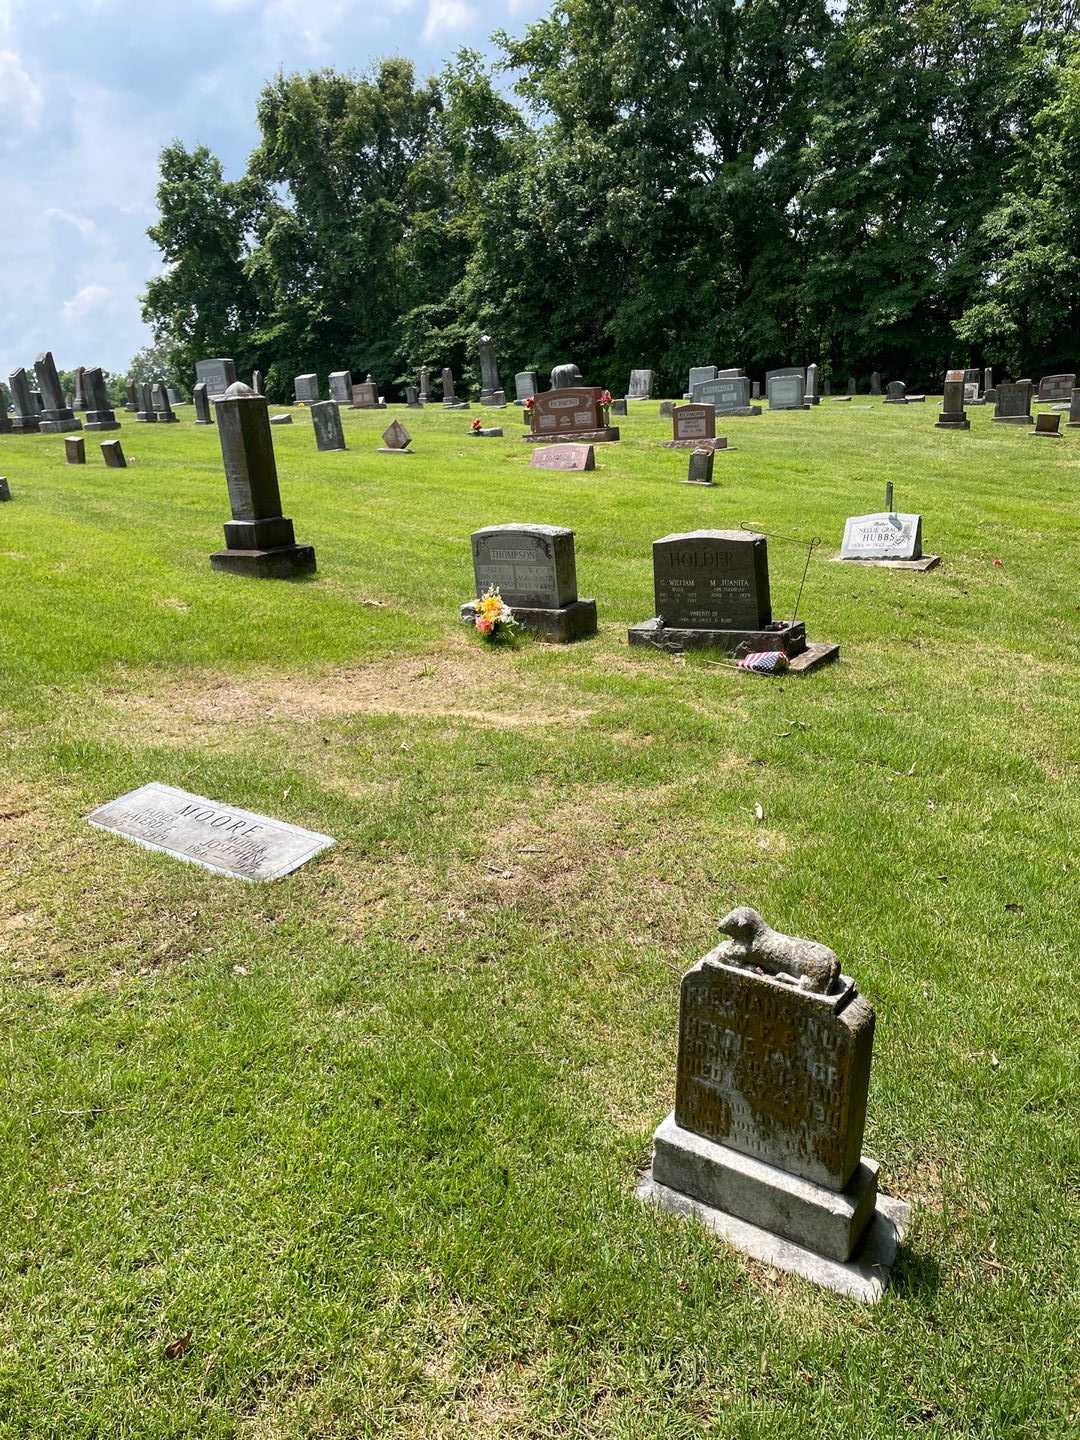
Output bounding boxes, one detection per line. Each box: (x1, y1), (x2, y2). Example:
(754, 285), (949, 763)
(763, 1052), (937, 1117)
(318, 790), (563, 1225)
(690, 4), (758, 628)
(0, 353), (191, 436)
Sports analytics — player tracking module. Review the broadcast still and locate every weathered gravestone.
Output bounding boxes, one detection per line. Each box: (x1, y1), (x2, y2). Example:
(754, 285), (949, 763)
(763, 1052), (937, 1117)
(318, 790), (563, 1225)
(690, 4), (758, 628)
(527, 387), (619, 443)
(840, 510), (938, 569)
(550, 362), (584, 390)
(329, 370), (352, 405)
(210, 381), (316, 578)
(993, 382), (1033, 425)
(310, 400), (346, 451)
(294, 373), (319, 405)
(87, 782), (334, 881)
(83, 367), (119, 431)
(101, 440), (127, 468)
(0, 381), (11, 433)
(1068, 388), (1080, 428)
(805, 363), (821, 405)
(195, 357), (236, 400)
(478, 335), (502, 403)
(136, 383), (158, 423)
(153, 383), (179, 422)
(252, 370), (264, 396)
(530, 444), (595, 472)
(379, 420), (412, 453)
(870, 371), (882, 395)
(964, 382), (980, 405)
(637, 907), (908, 1300)
(462, 523), (597, 642)
(270, 414), (292, 425)
(627, 369), (654, 399)
(73, 366), (87, 411)
(125, 378), (138, 412)
(628, 530), (838, 670)
(441, 367), (468, 409)
(688, 365), (717, 397)
(936, 369), (970, 431)
(65, 435), (86, 464)
(691, 375), (759, 416)
(350, 378), (385, 410)
(659, 401), (675, 417)
(847, 377), (857, 395)
(885, 381), (907, 404)
(666, 404), (727, 450)
(193, 382), (212, 424)
(767, 373), (806, 410)
(405, 385), (422, 407)
(751, 380), (761, 400)
(9, 369), (40, 432)
(610, 398), (628, 417)
(984, 367), (993, 393)
(35, 351), (82, 432)
(1033, 412), (1062, 437)
(166, 385), (183, 407)
(685, 449), (715, 486)
(514, 370), (539, 405)
(1038, 373), (1075, 403)
(822, 376), (831, 396)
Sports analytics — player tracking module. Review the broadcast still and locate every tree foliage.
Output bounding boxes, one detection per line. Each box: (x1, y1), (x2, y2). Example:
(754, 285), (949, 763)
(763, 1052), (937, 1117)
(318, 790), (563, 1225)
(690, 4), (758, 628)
(140, 8), (1080, 398)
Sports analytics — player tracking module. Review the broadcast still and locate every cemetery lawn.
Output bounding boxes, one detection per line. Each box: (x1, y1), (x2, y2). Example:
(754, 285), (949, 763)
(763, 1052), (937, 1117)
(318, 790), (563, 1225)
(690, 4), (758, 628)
(1, 399), (1078, 1440)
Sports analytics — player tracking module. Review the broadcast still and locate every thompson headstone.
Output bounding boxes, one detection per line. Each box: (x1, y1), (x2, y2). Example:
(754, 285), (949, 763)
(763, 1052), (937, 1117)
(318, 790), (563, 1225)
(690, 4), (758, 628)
(462, 523), (597, 642)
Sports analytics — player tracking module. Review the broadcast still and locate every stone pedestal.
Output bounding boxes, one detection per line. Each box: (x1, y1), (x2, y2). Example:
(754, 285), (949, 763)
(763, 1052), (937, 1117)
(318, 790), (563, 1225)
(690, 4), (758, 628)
(638, 913), (906, 1301)
(210, 382), (316, 580)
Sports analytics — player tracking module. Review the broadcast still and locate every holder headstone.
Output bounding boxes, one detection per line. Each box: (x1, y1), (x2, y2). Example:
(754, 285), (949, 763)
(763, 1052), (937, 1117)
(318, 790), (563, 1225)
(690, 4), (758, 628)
(211, 382), (316, 578)
(310, 400), (346, 451)
(461, 523), (597, 642)
(35, 351), (82, 432)
(637, 908), (909, 1301)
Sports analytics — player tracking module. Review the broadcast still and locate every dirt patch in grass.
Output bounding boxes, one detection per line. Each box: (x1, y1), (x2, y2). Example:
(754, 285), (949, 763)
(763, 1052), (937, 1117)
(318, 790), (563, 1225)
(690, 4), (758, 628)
(98, 651), (595, 748)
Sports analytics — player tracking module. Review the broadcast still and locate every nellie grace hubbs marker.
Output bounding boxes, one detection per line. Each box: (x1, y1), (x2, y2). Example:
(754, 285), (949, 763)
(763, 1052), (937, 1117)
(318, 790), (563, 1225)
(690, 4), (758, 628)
(87, 783), (334, 881)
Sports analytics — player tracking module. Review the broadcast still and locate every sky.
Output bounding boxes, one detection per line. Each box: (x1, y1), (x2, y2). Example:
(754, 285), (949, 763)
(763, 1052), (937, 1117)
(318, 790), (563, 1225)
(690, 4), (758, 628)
(0, 0), (549, 381)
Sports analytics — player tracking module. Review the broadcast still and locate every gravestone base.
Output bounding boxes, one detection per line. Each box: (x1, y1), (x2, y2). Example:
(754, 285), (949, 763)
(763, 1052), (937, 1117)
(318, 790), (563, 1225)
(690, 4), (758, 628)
(836, 554), (940, 571)
(39, 412), (82, 433)
(637, 1172), (910, 1303)
(155, 413), (180, 424)
(935, 414), (970, 430)
(84, 411), (120, 431)
(11, 417), (40, 433)
(460, 597), (597, 644)
(628, 617), (838, 673)
(992, 416), (1032, 425)
(649, 1113), (878, 1262)
(663, 437), (729, 451)
(210, 545), (317, 580)
(523, 426), (619, 444)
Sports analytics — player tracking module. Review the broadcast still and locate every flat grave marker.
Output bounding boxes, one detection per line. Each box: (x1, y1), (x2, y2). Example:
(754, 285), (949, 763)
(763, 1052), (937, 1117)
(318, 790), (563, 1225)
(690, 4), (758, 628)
(530, 443), (595, 471)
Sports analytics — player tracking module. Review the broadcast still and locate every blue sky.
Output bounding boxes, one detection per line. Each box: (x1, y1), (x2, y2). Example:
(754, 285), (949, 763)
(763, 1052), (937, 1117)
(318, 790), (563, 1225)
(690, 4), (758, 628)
(0, 0), (550, 380)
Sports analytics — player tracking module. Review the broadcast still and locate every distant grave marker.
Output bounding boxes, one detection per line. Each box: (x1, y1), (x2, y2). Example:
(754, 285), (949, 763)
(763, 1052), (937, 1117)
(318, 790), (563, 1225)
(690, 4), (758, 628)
(530, 444), (596, 471)
(310, 400), (346, 451)
(379, 420), (412, 452)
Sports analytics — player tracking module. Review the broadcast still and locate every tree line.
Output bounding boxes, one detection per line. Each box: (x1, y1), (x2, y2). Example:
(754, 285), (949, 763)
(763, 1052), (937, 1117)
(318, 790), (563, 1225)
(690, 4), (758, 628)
(140, 0), (1080, 403)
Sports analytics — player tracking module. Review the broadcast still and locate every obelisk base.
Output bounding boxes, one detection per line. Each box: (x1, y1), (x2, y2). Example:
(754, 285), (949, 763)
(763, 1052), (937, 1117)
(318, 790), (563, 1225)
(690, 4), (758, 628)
(210, 545), (316, 580)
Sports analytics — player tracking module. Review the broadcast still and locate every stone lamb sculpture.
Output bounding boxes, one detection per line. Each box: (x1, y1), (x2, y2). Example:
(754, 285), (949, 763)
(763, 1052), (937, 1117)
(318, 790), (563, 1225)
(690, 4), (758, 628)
(716, 906), (841, 994)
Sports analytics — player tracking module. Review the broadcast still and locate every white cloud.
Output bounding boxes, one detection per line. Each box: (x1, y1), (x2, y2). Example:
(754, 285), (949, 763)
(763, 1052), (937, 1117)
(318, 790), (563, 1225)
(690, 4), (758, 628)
(422, 0), (477, 42)
(62, 284), (111, 322)
(0, 49), (43, 129)
(45, 207), (98, 237)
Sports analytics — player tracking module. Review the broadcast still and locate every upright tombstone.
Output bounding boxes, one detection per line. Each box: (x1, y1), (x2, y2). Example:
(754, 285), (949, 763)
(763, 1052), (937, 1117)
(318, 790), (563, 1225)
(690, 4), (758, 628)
(550, 362), (584, 390)
(125, 378), (138, 411)
(637, 908), (908, 1301)
(666, 404), (726, 451)
(210, 381), (316, 579)
(310, 400), (346, 451)
(153, 383), (179, 422)
(0, 479), (10, 501)
(34, 351), (82, 433)
(993, 381), (1033, 425)
(870, 371), (882, 395)
(441, 367), (461, 408)
(1068, 388), (1080, 428)
(405, 384), (422, 408)
(822, 376), (831, 396)
(767, 372), (806, 410)
(136, 383), (158, 423)
(166, 385), (183, 407)
(419, 365), (430, 402)
(378, 420), (412, 453)
(101, 440), (127, 468)
(514, 370), (539, 405)
(252, 370), (264, 396)
(840, 509), (937, 569)
(610, 398), (628, 417)
(65, 436), (86, 464)
(195, 357), (237, 400)
(805, 363), (821, 405)
(691, 374), (759, 416)
(1038, 373), (1075, 403)
(885, 381), (907, 404)
(294, 373), (319, 405)
(627, 369), (654, 400)
(461, 523), (597, 642)
(628, 530), (838, 670)
(935, 369), (969, 431)
(751, 380), (761, 400)
(329, 370), (352, 405)
(478, 335), (502, 403)
(83, 367), (120, 431)
(193, 382), (212, 424)
(685, 449), (715, 486)
(0, 381), (11, 434)
(72, 366), (88, 411)
(688, 365), (717, 398)
(983, 366), (993, 394)
(350, 378), (386, 410)
(1033, 412), (1062, 437)
(527, 387), (619, 444)
(9, 369), (40, 432)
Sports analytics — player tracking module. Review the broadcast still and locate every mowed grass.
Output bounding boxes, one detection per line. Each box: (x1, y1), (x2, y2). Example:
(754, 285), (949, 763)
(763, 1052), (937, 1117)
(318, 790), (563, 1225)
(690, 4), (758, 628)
(0, 395), (1077, 1439)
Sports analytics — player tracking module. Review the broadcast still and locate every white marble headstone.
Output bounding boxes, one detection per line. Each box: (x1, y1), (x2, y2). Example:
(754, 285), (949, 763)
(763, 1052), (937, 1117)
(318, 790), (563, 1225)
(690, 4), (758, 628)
(841, 512), (922, 561)
(87, 783), (335, 881)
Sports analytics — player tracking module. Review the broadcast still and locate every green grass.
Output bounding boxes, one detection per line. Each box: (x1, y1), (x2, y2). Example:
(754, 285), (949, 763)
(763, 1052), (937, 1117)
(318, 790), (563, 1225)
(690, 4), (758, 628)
(0, 396), (1077, 1438)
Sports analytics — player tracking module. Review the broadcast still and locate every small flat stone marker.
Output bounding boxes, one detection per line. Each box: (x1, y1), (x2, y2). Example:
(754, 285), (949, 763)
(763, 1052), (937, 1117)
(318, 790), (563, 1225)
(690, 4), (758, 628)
(530, 444), (595, 471)
(270, 414), (293, 425)
(65, 436), (86, 464)
(379, 420), (412, 453)
(1033, 412), (1061, 437)
(87, 782), (334, 881)
(101, 440), (127, 468)
(471, 426), (503, 437)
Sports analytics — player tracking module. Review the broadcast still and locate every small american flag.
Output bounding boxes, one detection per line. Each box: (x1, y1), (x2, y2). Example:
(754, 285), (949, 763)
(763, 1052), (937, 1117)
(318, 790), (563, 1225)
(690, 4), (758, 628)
(737, 650), (790, 675)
